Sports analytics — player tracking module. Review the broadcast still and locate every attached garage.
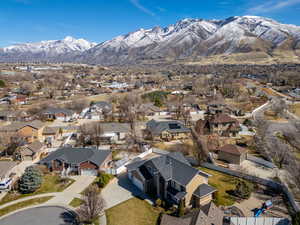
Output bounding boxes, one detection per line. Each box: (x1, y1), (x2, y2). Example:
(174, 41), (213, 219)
(128, 171), (144, 191)
(81, 169), (98, 176)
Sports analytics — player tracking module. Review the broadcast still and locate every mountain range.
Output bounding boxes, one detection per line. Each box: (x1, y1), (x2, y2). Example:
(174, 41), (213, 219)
(1, 16), (300, 65)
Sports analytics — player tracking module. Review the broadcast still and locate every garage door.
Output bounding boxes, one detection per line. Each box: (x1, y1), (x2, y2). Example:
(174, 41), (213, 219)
(131, 176), (144, 191)
(81, 169), (98, 176)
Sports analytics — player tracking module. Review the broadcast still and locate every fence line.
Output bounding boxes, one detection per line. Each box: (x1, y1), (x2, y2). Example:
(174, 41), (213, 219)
(201, 162), (300, 213)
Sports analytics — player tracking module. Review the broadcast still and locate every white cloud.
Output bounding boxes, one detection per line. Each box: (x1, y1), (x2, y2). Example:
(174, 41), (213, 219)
(129, 0), (155, 17)
(249, 0), (300, 13)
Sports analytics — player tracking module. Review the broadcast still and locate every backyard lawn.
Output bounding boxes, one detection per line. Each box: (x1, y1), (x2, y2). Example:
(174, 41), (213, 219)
(0, 175), (74, 205)
(106, 198), (160, 225)
(0, 196), (53, 217)
(200, 167), (239, 206)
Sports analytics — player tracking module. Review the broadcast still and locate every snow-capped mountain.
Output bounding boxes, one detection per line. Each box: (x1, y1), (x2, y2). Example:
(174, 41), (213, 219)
(78, 16), (300, 65)
(1, 16), (300, 64)
(0, 36), (97, 62)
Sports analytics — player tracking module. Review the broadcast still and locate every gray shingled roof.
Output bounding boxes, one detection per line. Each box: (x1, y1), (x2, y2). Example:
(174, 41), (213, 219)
(101, 123), (131, 133)
(0, 161), (17, 178)
(146, 119), (190, 136)
(40, 147), (111, 166)
(42, 107), (75, 116)
(127, 152), (205, 187)
(193, 183), (216, 198)
(92, 101), (112, 112)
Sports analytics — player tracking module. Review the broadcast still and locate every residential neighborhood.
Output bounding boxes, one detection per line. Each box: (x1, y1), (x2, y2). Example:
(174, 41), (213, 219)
(0, 61), (299, 225)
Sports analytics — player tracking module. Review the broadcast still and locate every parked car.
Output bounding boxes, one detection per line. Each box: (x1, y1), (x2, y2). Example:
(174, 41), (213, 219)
(0, 178), (13, 191)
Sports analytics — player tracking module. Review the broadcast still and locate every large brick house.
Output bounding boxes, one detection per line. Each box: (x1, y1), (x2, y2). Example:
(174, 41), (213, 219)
(195, 113), (240, 137)
(40, 147), (112, 176)
(126, 152), (216, 208)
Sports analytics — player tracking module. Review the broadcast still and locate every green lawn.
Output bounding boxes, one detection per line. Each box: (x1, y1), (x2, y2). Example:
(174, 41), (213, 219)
(106, 198), (160, 225)
(200, 167), (239, 206)
(0, 196), (53, 217)
(69, 198), (85, 208)
(0, 175), (74, 205)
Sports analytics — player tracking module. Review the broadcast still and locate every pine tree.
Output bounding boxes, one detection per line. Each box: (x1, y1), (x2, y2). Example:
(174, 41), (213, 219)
(19, 166), (43, 194)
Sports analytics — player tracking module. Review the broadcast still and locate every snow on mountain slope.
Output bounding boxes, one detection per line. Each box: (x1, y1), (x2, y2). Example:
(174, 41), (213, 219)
(1, 16), (300, 64)
(0, 36), (97, 62)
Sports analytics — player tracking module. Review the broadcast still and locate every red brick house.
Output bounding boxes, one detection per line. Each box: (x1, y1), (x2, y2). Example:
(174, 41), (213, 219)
(40, 147), (112, 176)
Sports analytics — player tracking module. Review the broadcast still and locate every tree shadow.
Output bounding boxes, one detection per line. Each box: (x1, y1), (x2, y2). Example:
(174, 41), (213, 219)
(59, 210), (79, 225)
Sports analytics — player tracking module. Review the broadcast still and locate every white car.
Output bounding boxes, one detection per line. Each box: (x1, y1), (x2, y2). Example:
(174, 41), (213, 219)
(0, 178), (13, 191)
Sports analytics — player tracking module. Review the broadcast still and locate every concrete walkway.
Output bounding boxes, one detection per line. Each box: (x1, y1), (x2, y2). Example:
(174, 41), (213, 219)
(0, 175), (96, 209)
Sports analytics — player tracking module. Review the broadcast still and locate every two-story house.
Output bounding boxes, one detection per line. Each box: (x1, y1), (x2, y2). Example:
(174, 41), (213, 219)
(126, 152), (216, 208)
(145, 120), (191, 141)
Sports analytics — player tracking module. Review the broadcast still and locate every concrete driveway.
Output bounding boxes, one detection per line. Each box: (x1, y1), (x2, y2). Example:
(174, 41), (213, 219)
(101, 173), (144, 209)
(0, 206), (78, 225)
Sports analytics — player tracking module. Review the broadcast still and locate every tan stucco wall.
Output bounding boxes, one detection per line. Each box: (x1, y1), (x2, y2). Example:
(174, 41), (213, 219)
(185, 174), (206, 207)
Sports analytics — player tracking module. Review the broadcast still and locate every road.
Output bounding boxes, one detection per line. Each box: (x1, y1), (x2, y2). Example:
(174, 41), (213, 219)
(0, 206), (78, 225)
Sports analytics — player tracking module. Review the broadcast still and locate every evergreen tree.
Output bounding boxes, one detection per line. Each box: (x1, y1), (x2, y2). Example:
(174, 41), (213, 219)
(19, 166), (43, 194)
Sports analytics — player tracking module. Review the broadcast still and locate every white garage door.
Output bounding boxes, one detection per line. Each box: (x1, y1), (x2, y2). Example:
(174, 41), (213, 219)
(81, 169), (98, 176)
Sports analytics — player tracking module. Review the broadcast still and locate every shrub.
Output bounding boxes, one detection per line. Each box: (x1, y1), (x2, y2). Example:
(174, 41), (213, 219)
(97, 173), (114, 188)
(178, 200), (185, 217)
(0, 80), (5, 88)
(233, 180), (253, 199)
(155, 199), (162, 207)
(19, 166), (43, 194)
(292, 212), (300, 225)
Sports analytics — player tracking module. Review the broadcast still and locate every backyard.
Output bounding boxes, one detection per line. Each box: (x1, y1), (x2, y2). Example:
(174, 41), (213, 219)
(106, 198), (160, 225)
(200, 167), (240, 206)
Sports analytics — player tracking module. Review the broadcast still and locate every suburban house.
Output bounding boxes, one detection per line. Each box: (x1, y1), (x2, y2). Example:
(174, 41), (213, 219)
(146, 120), (191, 141)
(0, 120), (45, 143)
(160, 202), (224, 225)
(42, 126), (60, 146)
(87, 101), (113, 120)
(135, 103), (163, 117)
(41, 107), (77, 122)
(0, 161), (17, 180)
(16, 141), (45, 161)
(195, 113), (240, 137)
(100, 123), (131, 144)
(218, 144), (248, 165)
(40, 147), (112, 176)
(126, 152), (216, 208)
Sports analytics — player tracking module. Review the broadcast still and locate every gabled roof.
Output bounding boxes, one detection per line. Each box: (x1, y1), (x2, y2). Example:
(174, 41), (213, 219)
(101, 123), (131, 133)
(193, 183), (216, 198)
(92, 101), (112, 111)
(218, 144), (247, 156)
(146, 119), (190, 136)
(25, 141), (44, 153)
(0, 120), (44, 132)
(210, 113), (238, 124)
(40, 147), (111, 167)
(42, 107), (75, 116)
(127, 152), (208, 187)
(0, 161), (18, 178)
(42, 126), (59, 135)
(160, 202), (224, 225)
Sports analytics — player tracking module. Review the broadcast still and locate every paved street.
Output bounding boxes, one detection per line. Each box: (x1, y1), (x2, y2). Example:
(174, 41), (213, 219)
(0, 206), (78, 225)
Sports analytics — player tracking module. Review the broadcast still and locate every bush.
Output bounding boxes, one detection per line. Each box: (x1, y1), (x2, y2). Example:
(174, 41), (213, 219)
(19, 166), (43, 194)
(97, 173), (114, 188)
(233, 180), (253, 199)
(292, 212), (300, 225)
(155, 199), (162, 207)
(0, 80), (5, 88)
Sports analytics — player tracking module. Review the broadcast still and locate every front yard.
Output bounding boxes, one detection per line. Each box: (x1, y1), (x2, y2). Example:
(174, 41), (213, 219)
(106, 198), (160, 225)
(0, 175), (74, 205)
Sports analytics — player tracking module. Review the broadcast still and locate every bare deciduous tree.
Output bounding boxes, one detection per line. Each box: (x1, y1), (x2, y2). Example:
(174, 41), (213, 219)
(76, 185), (105, 223)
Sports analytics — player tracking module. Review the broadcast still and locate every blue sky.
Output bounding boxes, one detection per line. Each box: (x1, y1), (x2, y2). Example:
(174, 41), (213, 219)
(0, 0), (300, 47)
